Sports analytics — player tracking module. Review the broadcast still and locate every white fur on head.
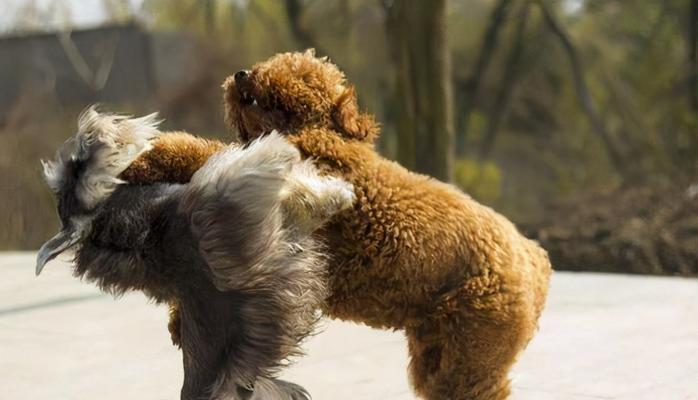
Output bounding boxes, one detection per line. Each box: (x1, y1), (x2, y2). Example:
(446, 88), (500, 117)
(42, 105), (161, 209)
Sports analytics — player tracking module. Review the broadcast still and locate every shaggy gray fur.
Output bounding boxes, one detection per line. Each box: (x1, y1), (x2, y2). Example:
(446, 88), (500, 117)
(42, 105), (160, 209)
(39, 114), (354, 400)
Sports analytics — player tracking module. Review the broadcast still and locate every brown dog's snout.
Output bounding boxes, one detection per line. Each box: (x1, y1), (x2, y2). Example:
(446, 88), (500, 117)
(234, 70), (250, 87)
(234, 70), (254, 105)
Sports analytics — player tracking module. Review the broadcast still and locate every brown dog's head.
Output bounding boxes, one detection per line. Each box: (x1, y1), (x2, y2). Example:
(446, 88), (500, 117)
(223, 49), (378, 143)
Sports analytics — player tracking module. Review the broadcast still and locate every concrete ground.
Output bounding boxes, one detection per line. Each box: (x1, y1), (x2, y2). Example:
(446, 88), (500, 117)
(1, 252), (697, 400)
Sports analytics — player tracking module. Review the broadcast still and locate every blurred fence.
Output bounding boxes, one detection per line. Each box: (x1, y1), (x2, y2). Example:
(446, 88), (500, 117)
(0, 23), (224, 249)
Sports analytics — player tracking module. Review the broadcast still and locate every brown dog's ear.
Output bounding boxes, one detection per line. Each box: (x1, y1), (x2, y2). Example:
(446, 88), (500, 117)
(332, 86), (379, 143)
(304, 48), (331, 63)
(221, 76), (236, 130)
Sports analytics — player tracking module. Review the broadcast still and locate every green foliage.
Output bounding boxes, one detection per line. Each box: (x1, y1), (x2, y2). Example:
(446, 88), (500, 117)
(453, 158), (503, 203)
(571, 0), (697, 177)
(3, 0), (696, 248)
(466, 111), (488, 142)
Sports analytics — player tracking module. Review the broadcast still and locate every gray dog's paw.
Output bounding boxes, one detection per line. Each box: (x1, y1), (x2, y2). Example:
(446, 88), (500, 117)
(318, 176), (356, 214)
(247, 378), (311, 400)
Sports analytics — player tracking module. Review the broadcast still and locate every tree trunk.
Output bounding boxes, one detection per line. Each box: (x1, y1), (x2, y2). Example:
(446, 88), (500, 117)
(689, 0), (698, 112)
(204, 0), (216, 36)
(385, 1), (416, 170)
(688, 0), (698, 173)
(385, 0), (454, 182)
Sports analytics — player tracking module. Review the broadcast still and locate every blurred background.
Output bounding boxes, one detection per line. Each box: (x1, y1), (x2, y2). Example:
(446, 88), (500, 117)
(1, 0), (696, 276)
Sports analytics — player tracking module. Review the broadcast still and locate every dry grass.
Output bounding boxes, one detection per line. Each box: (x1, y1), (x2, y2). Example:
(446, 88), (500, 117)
(0, 119), (67, 250)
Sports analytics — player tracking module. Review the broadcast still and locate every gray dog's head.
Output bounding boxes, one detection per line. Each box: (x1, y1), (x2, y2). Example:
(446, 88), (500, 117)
(37, 106), (160, 275)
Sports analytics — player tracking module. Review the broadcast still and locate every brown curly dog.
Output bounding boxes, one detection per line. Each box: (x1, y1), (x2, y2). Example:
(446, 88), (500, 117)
(122, 50), (552, 400)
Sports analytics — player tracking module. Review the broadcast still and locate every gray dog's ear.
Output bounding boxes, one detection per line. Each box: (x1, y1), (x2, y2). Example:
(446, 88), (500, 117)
(332, 86), (379, 143)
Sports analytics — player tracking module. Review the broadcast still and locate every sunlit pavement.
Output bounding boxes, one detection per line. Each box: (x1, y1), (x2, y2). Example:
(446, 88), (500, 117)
(2, 252), (697, 400)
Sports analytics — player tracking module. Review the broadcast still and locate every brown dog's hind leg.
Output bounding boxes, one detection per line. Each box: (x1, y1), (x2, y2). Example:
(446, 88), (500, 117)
(406, 313), (531, 400)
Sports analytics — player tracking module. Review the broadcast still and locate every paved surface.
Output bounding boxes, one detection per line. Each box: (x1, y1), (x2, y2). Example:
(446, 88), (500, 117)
(1, 252), (697, 399)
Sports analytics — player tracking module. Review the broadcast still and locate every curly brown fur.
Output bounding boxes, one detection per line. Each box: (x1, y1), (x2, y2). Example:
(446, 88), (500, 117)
(224, 52), (552, 399)
(222, 52), (378, 143)
(125, 51), (552, 400)
(120, 131), (227, 184)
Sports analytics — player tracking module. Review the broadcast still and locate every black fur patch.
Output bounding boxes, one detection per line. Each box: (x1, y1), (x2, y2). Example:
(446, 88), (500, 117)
(73, 183), (320, 400)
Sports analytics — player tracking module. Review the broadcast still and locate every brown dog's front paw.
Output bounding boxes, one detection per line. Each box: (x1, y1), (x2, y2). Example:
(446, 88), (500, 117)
(167, 304), (182, 348)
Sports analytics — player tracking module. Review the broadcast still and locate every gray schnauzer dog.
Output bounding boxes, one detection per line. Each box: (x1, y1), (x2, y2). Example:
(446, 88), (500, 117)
(36, 107), (355, 400)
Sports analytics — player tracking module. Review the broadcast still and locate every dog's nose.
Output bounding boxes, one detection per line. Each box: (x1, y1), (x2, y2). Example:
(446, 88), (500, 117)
(234, 70), (250, 86)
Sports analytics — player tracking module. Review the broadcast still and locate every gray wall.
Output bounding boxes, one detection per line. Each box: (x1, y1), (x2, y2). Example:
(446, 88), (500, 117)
(0, 23), (203, 123)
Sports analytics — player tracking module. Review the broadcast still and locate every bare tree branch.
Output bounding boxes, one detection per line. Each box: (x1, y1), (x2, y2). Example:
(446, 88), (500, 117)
(247, 0), (285, 44)
(455, 0), (514, 156)
(537, 0), (626, 176)
(93, 34), (119, 90)
(57, 31), (94, 88)
(57, 30), (119, 92)
(204, 0), (216, 36)
(284, 0), (327, 55)
(479, 2), (531, 160)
